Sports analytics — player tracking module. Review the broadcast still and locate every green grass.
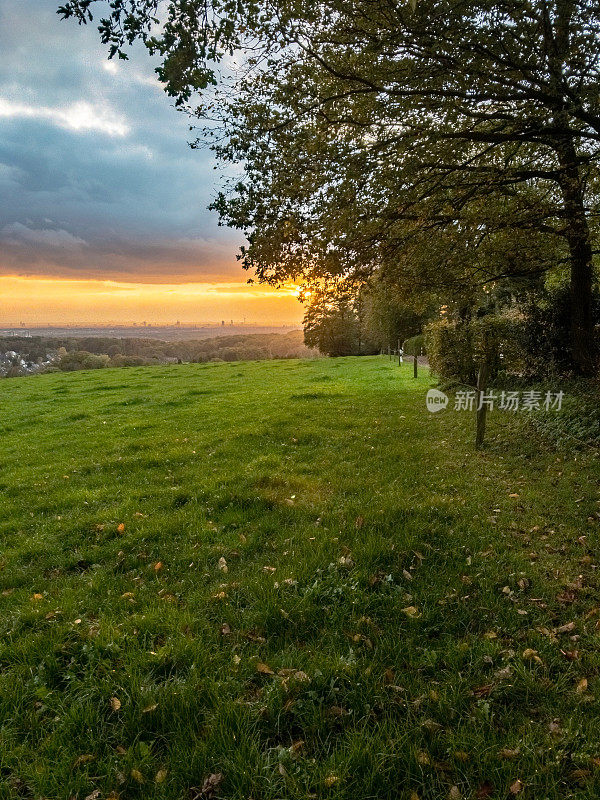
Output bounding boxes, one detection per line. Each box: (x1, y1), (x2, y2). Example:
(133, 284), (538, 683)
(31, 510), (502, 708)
(0, 356), (599, 799)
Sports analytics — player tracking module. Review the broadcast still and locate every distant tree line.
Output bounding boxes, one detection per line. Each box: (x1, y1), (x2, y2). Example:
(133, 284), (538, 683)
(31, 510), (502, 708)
(0, 331), (317, 376)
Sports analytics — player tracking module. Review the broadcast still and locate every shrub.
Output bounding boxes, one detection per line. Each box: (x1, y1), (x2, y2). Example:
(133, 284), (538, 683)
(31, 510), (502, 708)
(425, 313), (527, 385)
(425, 320), (476, 385)
(402, 334), (425, 357)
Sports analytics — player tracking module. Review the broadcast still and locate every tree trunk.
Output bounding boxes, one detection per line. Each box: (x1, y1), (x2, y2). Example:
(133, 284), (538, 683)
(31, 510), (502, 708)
(555, 138), (596, 375)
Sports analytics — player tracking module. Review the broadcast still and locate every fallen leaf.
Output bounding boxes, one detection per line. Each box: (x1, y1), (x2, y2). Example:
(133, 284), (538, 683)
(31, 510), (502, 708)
(324, 774), (339, 787)
(117, 523), (125, 534)
(84, 792), (101, 800)
(131, 768), (144, 784)
(499, 748), (520, 760)
(557, 622), (576, 634)
(402, 605), (420, 618)
(155, 769), (168, 783)
(472, 684), (494, 698)
(289, 739), (304, 755)
(31, 593), (44, 601)
(110, 697), (122, 712)
(561, 649), (579, 661)
(509, 778), (523, 794)
(154, 561), (163, 572)
(449, 787), (461, 800)
(256, 662), (274, 675)
(495, 666), (513, 680)
(522, 648), (542, 664)
(198, 772), (223, 799)
(570, 769), (591, 782)
(476, 783), (494, 799)
(142, 703), (158, 713)
(220, 623), (231, 636)
(73, 754), (95, 767)
(218, 557), (228, 573)
(576, 677), (588, 693)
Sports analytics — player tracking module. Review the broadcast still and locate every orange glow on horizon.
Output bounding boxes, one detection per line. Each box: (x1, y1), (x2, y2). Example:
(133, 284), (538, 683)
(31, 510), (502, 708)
(0, 275), (305, 327)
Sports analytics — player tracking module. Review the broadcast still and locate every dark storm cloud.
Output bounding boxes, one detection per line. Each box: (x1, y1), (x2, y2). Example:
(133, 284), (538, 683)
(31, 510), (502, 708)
(0, 0), (243, 282)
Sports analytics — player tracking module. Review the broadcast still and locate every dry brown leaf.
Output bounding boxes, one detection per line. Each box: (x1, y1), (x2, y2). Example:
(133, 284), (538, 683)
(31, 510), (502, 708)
(557, 622), (576, 634)
(154, 561), (163, 572)
(217, 557), (228, 573)
(576, 677), (589, 693)
(110, 697), (122, 712)
(220, 623), (231, 636)
(256, 662), (274, 675)
(117, 523), (125, 534)
(73, 754), (95, 767)
(155, 769), (168, 783)
(522, 648), (542, 664)
(199, 772), (223, 798)
(402, 605), (420, 618)
(509, 778), (523, 794)
(142, 703), (158, 713)
(31, 593), (43, 601)
(499, 748), (520, 760)
(449, 787), (461, 800)
(131, 768), (144, 784)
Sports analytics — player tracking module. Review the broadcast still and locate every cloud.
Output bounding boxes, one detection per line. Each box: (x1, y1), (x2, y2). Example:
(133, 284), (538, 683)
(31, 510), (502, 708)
(0, 97), (130, 137)
(0, 0), (248, 293)
(2, 222), (88, 250)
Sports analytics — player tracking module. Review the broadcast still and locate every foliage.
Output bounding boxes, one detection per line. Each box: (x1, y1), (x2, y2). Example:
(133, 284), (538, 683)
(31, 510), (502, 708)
(57, 351), (112, 371)
(58, 0), (600, 372)
(1, 357), (600, 797)
(302, 285), (362, 356)
(361, 283), (427, 353)
(521, 285), (600, 377)
(526, 379), (600, 448)
(402, 334), (425, 357)
(425, 314), (527, 385)
(425, 319), (477, 385)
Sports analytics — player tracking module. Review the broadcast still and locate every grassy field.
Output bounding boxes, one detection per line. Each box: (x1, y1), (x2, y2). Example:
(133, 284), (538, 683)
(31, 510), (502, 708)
(1, 356), (599, 800)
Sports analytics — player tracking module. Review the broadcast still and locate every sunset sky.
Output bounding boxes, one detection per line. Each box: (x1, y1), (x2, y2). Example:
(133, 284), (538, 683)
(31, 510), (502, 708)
(0, 0), (303, 326)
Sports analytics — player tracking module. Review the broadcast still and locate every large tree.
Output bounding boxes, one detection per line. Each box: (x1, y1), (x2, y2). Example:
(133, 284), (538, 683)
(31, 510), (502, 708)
(60, 0), (600, 372)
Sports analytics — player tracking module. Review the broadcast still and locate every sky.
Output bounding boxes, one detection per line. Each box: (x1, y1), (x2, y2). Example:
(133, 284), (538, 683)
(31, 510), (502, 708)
(0, 0), (303, 326)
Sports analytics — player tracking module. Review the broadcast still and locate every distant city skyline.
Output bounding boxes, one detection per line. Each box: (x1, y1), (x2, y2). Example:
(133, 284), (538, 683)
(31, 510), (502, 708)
(0, 0), (304, 325)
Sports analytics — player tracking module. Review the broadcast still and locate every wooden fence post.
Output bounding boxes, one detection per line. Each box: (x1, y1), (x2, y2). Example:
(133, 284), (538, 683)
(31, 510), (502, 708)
(475, 352), (491, 449)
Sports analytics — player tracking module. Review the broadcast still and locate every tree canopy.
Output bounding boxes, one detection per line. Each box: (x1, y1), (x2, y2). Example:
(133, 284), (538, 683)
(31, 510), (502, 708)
(59, 0), (600, 372)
